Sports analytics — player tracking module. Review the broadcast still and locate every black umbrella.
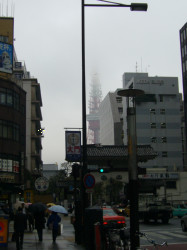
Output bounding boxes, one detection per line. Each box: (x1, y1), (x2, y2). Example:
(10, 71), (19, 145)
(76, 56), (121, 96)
(28, 202), (47, 214)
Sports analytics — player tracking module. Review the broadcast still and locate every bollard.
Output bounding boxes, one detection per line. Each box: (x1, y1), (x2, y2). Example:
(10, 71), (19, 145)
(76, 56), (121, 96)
(94, 222), (101, 250)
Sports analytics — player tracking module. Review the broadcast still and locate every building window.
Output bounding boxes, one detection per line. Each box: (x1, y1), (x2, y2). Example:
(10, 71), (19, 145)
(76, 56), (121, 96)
(151, 123), (156, 128)
(159, 95), (163, 102)
(150, 108), (156, 114)
(118, 107), (123, 114)
(161, 123), (166, 128)
(116, 97), (122, 103)
(181, 32), (183, 42)
(166, 181), (176, 189)
(0, 88), (20, 110)
(161, 137), (167, 143)
(0, 35), (8, 43)
(151, 137), (157, 143)
(0, 120), (20, 142)
(160, 109), (165, 114)
(162, 151), (168, 157)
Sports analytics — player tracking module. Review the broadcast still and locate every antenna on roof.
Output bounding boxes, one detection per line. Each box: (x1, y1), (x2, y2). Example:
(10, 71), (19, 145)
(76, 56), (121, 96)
(135, 62), (138, 72)
(6, 0), (8, 17)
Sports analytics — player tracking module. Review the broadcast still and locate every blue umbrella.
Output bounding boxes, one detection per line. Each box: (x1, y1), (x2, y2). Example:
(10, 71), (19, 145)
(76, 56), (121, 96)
(48, 205), (68, 214)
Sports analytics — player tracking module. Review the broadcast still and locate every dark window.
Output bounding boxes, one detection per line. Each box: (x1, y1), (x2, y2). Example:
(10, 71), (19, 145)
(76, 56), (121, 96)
(0, 120), (20, 142)
(160, 109), (165, 114)
(151, 123), (156, 128)
(118, 107), (123, 114)
(161, 137), (167, 143)
(166, 181), (176, 189)
(151, 137), (157, 143)
(161, 123), (166, 128)
(162, 151), (168, 157)
(150, 108), (156, 114)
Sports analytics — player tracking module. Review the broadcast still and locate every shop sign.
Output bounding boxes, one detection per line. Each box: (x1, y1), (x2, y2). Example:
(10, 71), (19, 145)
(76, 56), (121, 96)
(65, 131), (81, 162)
(0, 174), (14, 183)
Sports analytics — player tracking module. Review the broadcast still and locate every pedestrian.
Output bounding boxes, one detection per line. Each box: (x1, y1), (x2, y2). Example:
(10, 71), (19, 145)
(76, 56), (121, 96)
(47, 211), (61, 243)
(14, 207), (27, 250)
(26, 209), (34, 231)
(34, 211), (46, 241)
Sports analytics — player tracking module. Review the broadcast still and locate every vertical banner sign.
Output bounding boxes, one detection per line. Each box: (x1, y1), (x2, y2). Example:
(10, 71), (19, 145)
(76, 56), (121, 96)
(0, 42), (13, 74)
(0, 216), (8, 246)
(66, 131), (81, 161)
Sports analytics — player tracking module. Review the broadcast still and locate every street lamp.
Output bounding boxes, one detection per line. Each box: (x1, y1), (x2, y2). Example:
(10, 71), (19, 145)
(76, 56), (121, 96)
(81, 0), (147, 244)
(117, 88), (144, 250)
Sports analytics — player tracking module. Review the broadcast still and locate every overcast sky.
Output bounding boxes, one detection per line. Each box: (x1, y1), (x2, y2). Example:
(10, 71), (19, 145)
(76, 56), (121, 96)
(6, 0), (187, 166)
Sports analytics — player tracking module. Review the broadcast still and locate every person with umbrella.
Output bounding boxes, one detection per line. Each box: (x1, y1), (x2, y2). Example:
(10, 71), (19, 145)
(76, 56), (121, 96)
(47, 205), (67, 242)
(29, 203), (47, 242)
(47, 211), (61, 243)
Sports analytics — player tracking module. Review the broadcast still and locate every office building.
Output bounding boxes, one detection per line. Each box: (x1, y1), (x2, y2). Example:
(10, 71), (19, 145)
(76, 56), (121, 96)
(179, 23), (187, 169)
(0, 17), (43, 203)
(123, 72), (183, 171)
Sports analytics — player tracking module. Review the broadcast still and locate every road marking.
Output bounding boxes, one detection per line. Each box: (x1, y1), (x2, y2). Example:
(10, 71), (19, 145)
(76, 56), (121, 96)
(161, 231), (187, 239)
(143, 231), (172, 240)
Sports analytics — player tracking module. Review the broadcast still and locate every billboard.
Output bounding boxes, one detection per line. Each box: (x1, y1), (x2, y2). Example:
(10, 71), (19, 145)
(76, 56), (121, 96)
(65, 131), (81, 162)
(0, 42), (13, 74)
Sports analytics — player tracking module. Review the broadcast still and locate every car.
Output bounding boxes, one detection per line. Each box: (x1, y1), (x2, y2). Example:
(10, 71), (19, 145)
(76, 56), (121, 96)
(113, 204), (130, 217)
(181, 215), (187, 231)
(102, 207), (126, 229)
(172, 204), (187, 218)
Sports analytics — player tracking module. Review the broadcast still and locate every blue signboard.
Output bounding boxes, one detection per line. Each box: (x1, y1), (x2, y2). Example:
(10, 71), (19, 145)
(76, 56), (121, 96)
(65, 131), (81, 162)
(0, 42), (13, 74)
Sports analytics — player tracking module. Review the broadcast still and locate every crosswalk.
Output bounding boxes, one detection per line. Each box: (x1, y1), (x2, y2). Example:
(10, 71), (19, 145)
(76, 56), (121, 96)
(139, 229), (187, 245)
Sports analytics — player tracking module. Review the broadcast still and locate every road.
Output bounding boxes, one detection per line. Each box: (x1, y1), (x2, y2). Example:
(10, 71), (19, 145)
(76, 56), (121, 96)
(126, 217), (187, 248)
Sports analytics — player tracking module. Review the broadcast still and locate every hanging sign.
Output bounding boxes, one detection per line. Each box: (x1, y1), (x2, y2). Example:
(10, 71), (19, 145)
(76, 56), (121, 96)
(65, 131), (81, 162)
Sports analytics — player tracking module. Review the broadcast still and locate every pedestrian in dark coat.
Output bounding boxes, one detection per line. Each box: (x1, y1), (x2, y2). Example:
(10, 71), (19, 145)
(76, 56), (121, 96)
(47, 212), (61, 242)
(14, 207), (27, 250)
(34, 211), (46, 241)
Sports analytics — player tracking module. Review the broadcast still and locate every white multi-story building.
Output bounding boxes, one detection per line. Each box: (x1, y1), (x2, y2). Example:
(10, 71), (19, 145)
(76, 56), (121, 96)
(98, 90), (124, 145)
(122, 72), (183, 171)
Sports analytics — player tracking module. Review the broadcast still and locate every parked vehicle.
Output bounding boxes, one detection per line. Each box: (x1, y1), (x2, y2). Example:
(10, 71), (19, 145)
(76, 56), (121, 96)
(172, 204), (187, 218)
(181, 215), (187, 231)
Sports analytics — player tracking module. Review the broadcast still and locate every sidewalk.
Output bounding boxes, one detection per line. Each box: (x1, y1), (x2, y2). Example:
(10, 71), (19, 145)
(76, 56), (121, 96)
(6, 215), (85, 250)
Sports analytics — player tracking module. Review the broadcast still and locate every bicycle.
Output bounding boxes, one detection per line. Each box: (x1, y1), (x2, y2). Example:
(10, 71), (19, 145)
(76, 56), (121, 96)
(137, 231), (168, 250)
(103, 227), (130, 250)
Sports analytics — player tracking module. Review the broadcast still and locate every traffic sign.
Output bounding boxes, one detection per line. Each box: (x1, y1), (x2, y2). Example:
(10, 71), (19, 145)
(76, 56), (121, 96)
(83, 173), (95, 189)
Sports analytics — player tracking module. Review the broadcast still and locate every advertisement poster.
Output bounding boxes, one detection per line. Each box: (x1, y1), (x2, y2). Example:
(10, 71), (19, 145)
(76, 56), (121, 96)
(65, 131), (81, 162)
(0, 42), (13, 74)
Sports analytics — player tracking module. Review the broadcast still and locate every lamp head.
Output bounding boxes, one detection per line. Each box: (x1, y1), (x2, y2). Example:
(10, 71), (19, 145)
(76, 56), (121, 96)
(130, 3), (148, 11)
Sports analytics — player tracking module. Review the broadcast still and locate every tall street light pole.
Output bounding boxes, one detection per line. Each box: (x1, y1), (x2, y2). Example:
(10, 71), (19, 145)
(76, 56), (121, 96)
(118, 88), (144, 249)
(81, 0), (147, 244)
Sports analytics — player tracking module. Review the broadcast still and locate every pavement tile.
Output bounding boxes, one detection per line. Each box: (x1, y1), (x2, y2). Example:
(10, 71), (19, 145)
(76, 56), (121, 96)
(5, 215), (85, 250)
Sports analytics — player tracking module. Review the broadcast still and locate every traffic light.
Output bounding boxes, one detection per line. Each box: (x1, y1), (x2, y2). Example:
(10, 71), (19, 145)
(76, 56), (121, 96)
(72, 163), (80, 178)
(98, 167), (110, 173)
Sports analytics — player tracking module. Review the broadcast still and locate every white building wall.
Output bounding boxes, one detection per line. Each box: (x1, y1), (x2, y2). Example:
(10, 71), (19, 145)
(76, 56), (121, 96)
(122, 72), (183, 171)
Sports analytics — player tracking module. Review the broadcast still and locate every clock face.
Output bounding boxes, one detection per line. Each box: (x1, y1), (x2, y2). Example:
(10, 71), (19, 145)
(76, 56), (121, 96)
(35, 177), (49, 191)
(67, 133), (80, 146)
